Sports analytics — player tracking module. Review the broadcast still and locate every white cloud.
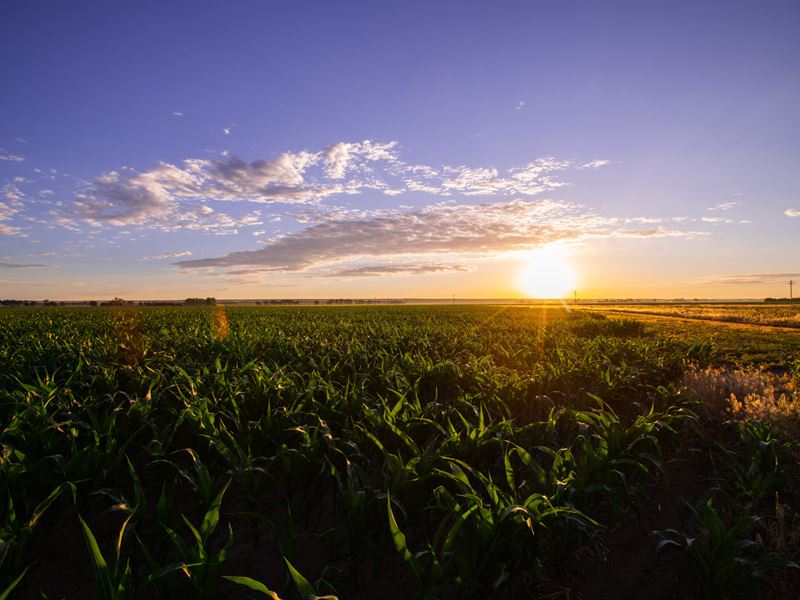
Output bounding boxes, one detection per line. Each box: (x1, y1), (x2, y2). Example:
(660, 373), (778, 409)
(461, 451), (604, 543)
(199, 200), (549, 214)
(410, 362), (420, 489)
(515, 100), (525, 111)
(223, 127), (231, 135)
(704, 272), (800, 285)
(71, 152), (323, 226)
(439, 158), (571, 196)
(321, 141), (398, 179)
(0, 261), (48, 269)
(0, 153), (24, 162)
(0, 184), (24, 235)
(176, 199), (703, 275)
(785, 208), (800, 217)
(172, 111), (184, 117)
(64, 142), (605, 230)
(707, 201), (740, 211)
(579, 160), (611, 170)
(624, 217), (663, 224)
(327, 264), (471, 277)
(148, 251), (192, 260)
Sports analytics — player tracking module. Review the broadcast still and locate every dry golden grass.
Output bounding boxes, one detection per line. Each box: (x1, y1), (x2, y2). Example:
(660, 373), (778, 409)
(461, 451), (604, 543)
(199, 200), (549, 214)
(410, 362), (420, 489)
(682, 365), (800, 438)
(592, 304), (800, 328)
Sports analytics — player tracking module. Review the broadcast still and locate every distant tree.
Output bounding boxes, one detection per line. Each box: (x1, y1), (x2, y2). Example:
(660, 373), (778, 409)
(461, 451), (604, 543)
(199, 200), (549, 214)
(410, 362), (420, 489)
(183, 297), (217, 306)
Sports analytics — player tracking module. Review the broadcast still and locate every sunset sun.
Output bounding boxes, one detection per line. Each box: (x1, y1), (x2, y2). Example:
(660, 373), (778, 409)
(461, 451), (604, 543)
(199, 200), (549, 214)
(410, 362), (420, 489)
(517, 246), (578, 299)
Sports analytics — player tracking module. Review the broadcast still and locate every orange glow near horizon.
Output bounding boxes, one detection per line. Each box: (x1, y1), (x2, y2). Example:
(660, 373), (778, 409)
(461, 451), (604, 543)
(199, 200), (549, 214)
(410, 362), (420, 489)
(516, 246), (578, 299)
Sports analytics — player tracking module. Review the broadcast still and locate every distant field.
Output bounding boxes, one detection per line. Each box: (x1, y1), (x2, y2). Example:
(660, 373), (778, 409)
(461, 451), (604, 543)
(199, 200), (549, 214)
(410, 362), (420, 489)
(580, 303), (800, 368)
(585, 302), (800, 328)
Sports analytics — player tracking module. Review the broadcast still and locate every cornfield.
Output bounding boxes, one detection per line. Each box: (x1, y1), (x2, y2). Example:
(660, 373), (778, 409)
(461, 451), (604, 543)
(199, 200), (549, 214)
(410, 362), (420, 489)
(0, 305), (795, 598)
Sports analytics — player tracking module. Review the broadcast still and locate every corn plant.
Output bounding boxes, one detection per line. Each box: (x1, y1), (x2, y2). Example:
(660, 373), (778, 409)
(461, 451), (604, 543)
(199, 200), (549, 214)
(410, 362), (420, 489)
(655, 499), (798, 599)
(158, 480), (233, 598)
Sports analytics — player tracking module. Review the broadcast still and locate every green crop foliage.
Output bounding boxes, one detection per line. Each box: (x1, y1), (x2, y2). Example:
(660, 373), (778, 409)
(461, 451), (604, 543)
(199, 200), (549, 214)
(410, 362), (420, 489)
(0, 304), (777, 598)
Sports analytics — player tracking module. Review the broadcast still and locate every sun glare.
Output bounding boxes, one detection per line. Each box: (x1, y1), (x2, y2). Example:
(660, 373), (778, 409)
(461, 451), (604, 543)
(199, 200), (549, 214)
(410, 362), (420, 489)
(517, 246), (578, 299)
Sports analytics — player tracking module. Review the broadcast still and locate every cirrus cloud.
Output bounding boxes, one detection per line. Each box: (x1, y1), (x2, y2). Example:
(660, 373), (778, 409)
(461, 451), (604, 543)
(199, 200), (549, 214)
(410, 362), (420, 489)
(702, 272), (800, 285)
(0, 261), (49, 269)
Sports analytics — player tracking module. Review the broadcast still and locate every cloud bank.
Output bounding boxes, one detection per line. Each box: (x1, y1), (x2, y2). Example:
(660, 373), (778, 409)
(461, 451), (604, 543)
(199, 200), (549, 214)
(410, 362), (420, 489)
(0, 261), (49, 269)
(177, 199), (703, 276)
(704, 272), (800, 285)
(68, 141), (607, 229)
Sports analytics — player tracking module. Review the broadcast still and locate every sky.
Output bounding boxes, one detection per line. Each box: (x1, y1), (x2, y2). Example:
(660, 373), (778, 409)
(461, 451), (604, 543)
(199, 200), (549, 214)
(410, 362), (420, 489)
(1, 0), (799, 300)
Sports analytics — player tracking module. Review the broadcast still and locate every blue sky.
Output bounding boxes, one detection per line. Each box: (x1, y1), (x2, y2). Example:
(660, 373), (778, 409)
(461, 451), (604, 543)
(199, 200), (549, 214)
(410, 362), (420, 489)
(1, 1), (798, 299)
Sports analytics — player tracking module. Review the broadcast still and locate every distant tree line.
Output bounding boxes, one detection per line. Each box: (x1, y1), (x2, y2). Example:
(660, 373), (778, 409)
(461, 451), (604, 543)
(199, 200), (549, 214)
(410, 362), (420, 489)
(320, 298), (405, 305)
(764, 297), (800, 303)
(1, 296), (409, 307)
(255, 299), (302, 305)
(183, 297), (217, 306)
(1, 299), (38, 306)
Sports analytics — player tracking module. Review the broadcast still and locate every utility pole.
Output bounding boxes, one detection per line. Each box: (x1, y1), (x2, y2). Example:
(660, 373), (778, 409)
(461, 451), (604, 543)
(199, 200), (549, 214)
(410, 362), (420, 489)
(452, 294), (455, 305)
(573, 290), (577, 305)
(790, 280), (795, 301)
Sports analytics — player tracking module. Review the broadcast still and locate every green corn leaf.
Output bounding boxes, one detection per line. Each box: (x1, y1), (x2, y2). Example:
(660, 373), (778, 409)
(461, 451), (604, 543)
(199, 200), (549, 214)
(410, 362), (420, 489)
(201, 479), (231, 540)
(0, 566), (29, 600)
(284, 557), (316, 599)
(78, 515), (114, 599)
(386, 496), (423, 583)
(223, 575), (281, 599)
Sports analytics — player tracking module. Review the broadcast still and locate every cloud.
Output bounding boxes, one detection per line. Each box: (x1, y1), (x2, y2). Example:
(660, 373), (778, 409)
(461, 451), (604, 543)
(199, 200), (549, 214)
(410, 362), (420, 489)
(147, 251), (192, 260)
(515, 100), (525, 111)
(176, 198), (703, 275)
(786, 208), (800, 217)
(326, 264), (471, 277)
(0, 153), (24, 162)
(440, 158), (571, 196)
(0, 261), (49, 269)
(65, 141), (602, 230)
(172, 111), (184, 117)
(707, 201), (740, 211)
(322, 141), (398, 179)
(703, 273), (800, 285)
(223, 127), (231, 135)
(579, 160), (611, 170)
(0, 184), (24, 235)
